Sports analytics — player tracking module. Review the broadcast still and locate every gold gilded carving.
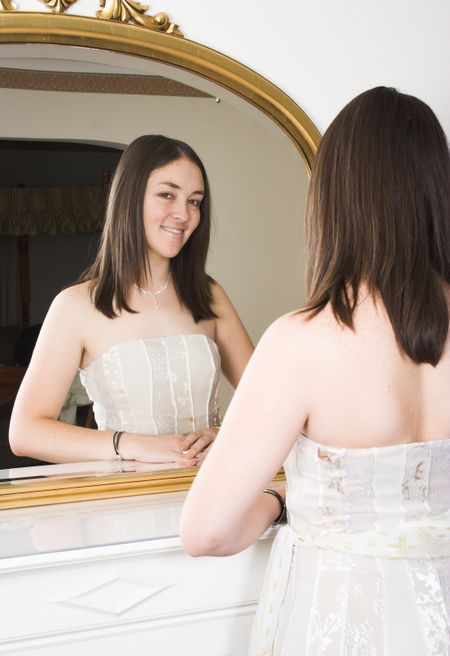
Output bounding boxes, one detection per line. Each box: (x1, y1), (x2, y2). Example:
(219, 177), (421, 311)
(40, 0), (78, 14)
(0, 0), (15, 11)
(96, 0), (183, 36)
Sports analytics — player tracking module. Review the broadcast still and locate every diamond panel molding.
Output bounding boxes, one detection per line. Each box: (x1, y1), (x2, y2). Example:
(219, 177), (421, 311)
(53, 572), (175, 616)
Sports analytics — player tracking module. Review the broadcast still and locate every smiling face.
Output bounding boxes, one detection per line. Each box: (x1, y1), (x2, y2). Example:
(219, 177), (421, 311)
(142, 157), (205, 264)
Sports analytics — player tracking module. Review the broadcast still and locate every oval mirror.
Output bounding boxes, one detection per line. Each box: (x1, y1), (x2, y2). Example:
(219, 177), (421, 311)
(0, 11), (320, 508)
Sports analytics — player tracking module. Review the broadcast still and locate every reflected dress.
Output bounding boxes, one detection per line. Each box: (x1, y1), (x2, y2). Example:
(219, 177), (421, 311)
(79, 334), (221, 434)
(250, 436), (450, 655)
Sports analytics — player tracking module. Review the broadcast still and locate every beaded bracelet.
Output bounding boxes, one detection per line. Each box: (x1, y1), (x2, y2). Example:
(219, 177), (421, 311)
(112, 430), (124, 460)
(263, 488), (287, 526)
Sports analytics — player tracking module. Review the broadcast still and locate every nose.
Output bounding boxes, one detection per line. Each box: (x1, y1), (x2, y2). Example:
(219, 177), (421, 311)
(172, 199), (190, 223)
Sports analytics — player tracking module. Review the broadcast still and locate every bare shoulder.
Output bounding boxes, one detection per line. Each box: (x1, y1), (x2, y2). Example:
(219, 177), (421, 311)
(254, 308), (337, 373)
(262, 308), (319, 344)
(210, 280), (234, 314)
(50, 281), (95, 316)
(28, 282), (96, 370)
(43, 283), (99, 342)
(210, 279), (246, 329)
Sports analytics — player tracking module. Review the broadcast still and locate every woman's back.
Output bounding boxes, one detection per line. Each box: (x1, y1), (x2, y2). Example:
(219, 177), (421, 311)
(303, 293), (450, 449)
(249, 297), (450, 655)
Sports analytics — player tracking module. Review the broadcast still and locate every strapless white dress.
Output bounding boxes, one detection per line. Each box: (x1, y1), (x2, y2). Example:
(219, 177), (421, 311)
(250, 436), (450, 656)
(79, 334), (221, 434)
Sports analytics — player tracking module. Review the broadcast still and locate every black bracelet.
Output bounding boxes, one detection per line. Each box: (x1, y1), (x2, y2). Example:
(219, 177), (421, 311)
(112, 430), (124, 460)
(263, 488), (287, 526)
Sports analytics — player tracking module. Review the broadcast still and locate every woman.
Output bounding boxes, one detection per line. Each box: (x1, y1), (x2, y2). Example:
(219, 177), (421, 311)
(10, 135), (253, 465)
(180, 88), (450, 654)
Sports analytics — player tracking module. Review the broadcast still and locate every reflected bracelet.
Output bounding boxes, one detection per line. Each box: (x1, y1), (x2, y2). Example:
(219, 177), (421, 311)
(263, 488), (287, 526)
(112, 430), (124, 460)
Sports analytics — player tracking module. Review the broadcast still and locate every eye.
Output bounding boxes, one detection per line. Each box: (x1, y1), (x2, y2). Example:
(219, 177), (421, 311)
(158, 191), (174, 200)
(189, 198), (202, 208)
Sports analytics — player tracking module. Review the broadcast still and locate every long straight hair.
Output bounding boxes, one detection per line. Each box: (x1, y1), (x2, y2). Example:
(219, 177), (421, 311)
(304, 86), (450, 365)
(81, 135), (216, 322)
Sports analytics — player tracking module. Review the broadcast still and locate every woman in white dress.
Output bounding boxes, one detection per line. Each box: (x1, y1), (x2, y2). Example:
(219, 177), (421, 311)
(180, 87), (450, 654)
(9, 135), (253, 465)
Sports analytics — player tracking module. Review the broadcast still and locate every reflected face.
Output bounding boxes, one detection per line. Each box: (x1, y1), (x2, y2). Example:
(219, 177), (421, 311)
(143, 157), (204, 261)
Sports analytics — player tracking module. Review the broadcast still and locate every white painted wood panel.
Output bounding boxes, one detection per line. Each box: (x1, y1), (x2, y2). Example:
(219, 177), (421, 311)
(0, 494), (275, 655)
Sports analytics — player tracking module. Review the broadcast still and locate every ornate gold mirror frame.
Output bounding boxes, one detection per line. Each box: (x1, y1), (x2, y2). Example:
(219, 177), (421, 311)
(0, 10), (320, 509)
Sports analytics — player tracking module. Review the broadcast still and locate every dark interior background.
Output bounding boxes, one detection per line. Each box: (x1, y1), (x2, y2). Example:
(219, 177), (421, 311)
(0, 140), (122, 469)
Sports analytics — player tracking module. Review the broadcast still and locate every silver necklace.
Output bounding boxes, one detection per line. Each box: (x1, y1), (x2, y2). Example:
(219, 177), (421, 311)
(135, 272), (171, 309)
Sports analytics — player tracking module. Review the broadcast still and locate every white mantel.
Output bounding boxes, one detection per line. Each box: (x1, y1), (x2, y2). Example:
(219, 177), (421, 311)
(0, 492), (276, 655)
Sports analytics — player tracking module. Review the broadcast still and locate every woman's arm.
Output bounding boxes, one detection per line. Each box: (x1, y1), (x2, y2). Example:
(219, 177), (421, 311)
(9, 286), (102, 462)
(9, 287), (197, 466)
(180, 313), (311, 556)
(212, 282), (254, 388)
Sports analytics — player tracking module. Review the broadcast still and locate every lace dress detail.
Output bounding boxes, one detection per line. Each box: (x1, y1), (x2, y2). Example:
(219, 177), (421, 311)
(250, 437), (450, 655)
(79, 334), (221, 434)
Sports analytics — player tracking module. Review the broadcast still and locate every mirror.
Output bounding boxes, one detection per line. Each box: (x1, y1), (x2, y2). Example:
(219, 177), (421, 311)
(0, 11), (320, 508)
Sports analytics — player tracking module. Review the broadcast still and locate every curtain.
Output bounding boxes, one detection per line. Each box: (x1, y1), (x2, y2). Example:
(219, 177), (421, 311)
(0, 235), (21, 327)
(0, 185), (107, 236)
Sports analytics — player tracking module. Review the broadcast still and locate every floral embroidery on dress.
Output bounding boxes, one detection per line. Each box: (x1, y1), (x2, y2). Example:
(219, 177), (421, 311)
(344, 619), (376, 656)
(308, 607), (344, 656)
(407, 560), (450, 655)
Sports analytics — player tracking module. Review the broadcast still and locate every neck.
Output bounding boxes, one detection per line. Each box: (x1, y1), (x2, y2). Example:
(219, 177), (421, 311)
(142, 258), (171, 290)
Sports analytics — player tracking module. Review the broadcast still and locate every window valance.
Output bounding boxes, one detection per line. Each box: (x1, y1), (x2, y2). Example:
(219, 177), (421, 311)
(0, 185), (107, 235)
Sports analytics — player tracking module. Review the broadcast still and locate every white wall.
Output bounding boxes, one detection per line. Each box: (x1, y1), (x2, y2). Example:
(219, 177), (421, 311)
(161, 0), (450, 137)
(49, 0), (448, 139)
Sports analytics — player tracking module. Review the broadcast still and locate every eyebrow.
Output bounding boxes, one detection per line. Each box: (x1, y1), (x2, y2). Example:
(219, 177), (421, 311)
(159, 181), (204, 195)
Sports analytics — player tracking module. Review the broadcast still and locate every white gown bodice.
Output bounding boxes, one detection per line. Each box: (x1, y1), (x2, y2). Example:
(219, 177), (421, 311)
(79, 334), (221, 434)
(285, 435), (450, 559)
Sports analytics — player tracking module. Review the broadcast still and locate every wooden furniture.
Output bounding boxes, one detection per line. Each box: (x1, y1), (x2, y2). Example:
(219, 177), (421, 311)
(0, 366), (26, 406)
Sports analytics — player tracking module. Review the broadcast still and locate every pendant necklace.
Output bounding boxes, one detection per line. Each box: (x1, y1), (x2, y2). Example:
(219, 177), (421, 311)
(135, 272), (171, 309)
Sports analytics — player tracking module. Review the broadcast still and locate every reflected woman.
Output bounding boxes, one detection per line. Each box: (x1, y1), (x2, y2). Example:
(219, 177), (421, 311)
(10, 135), (253, 466)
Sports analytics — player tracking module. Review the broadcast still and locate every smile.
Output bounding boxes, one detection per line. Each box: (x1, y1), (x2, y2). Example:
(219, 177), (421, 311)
(161, 226), (184, 236)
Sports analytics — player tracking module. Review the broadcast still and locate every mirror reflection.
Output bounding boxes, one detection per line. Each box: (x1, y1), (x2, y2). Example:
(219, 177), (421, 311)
(0, 43), (309, 482)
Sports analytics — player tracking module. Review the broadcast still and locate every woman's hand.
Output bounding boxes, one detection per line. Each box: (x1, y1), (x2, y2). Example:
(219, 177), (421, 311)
(122, 433), (200, 466)
(179, 427), (220, 461)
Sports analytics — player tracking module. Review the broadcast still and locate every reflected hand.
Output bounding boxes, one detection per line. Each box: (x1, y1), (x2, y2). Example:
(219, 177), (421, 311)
(179, 427), (219, 461)
(131, 433), (199, 466)
(122, 460), (197, 473)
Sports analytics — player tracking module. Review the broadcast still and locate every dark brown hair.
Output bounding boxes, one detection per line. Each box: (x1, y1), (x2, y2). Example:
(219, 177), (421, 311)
(304, 86), (450, 365)
(82, 134), (216, 322)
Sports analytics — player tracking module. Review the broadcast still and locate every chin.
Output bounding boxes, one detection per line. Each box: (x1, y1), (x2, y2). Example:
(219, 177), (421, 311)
(151, 242), (184, 259)
(167, 245), (185, 258)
